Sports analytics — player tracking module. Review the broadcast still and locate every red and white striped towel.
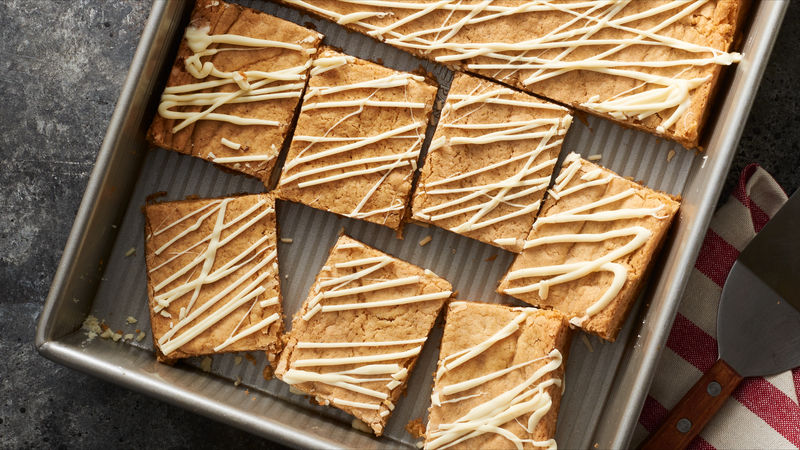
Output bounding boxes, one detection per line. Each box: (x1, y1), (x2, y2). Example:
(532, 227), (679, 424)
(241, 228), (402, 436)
(632, 165), (799, 449)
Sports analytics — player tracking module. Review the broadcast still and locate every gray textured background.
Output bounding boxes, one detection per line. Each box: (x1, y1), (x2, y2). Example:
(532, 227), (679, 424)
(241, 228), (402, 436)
(1, 0), (798, 447)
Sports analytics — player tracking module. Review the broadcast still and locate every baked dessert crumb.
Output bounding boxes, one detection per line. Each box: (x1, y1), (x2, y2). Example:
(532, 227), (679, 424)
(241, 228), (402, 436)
(275, 235), (452, 435)
(279, 0), (744, 147)
(144, 193), (283, 362)
(201, 356), (213, 373)
(424, 301), (571, 450)
(148, 0), (323, 183)
(405, 418), (425, 439)
(498, 153), (680, 341)
(277, 48), (438, 229)
(412, 73), (571, 252)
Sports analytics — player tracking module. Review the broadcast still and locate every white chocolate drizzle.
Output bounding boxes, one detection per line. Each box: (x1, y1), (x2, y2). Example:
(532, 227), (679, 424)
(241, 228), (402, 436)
(147, 197), (280, 357)
(278, 55), (431, 221)
(502, 153), (668, 326)
(157, 21), (317, 170)
(282, 239), (450, 417)
(426, 309), (562, 450)
(159, 25), (313, 132)
(284, 0), (741, 135)
(413, 82), (571, 241)
(220, 137), (242, 150)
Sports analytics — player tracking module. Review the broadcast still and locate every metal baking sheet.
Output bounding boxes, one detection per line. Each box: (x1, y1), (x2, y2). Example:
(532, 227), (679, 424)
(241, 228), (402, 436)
(36, 1), (789, 449)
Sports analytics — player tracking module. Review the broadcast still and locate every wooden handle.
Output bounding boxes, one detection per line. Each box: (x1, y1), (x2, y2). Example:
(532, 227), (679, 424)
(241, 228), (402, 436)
(639, 359), (743, 450)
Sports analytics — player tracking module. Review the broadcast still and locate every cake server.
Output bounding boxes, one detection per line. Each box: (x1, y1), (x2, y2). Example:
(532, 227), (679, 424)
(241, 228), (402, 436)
(640, 188), (800, 449)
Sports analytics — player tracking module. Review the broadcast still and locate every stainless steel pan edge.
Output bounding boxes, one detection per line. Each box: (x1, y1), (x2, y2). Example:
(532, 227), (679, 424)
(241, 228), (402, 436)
(35, 1), (789, 449)
(36, 0), (184, 347)
(34, 1), (387, 447)
(595, 1), (790, 448)
(38, 334), (375, 449)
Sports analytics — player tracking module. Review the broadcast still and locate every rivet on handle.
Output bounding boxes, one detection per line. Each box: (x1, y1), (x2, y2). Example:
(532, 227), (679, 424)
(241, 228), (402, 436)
(707, 381), (722, 397)
(676, 418), (692, 434)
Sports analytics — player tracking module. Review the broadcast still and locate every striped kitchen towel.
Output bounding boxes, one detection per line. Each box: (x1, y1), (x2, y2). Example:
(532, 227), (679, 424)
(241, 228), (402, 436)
(632, 164), (800, 449)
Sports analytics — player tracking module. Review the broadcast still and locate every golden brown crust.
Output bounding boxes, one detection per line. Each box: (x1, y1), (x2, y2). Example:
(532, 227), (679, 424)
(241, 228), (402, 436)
(412, 72), (571, 252)
(277, 48), (438, 230)
(147, 0), (322, 183)
(425, 302), (572, 449)
(144, 193), (283, 362)
(274, 235), (452, 435)
(279, 0), (744, 148)
(498, 158), (680, 341)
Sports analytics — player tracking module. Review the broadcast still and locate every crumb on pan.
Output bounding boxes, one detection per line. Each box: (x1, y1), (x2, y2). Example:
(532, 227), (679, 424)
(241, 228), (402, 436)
(419, 236), (432, 247)
(82, 315), (103, 341)
(351, 419), (373, 434)
(405, 418), (426, 438)
(588, 154), (602, 161)
(201, 356), (213, 373)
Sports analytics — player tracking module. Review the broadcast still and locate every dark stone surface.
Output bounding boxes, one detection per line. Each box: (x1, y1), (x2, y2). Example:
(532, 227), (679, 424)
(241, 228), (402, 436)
(719, 1), (800, 200)
(1, 1), (273, 448)
(1, 1), (798, 447)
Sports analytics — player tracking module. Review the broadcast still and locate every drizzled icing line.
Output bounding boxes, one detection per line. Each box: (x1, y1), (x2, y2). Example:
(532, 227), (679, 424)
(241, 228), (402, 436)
(283, 0), (740, 135)
(503, 153), (669, 327)
(282, 238), (450, 418)
(414, 80), (571, 241)
(146, 196), (279, 357)
(426, 309), (562, 450)
(159, 25), (314, 133)
(278, 54), (432, 222)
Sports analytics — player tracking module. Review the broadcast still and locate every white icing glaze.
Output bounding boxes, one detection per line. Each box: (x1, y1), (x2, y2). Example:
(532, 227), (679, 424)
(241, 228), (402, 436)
(147, 197), (279, 357)
(284, 0), (741, 135)
(211, 154), (274, 164)
(413, 83), (571, 239)
(293, 347), (422, 368)
(158, 23), (316, 164)
(296, 337), (428, 348)
(426, 310), (562, 450)
(278, 55), (430, 221)
(220, 137), (242, 150)
(332, 398), (381, 410)
(283, 239), (450, 414)
(503, 153), (668, 326)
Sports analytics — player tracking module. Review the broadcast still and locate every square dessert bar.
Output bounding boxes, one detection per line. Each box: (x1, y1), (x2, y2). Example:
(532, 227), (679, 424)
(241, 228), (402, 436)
(147, 0), (322, 184)
(276, 48), (438, 229)
(144, 193), (283, 363)
(274, 235), (452, 435)
(498, 154), (680, 341)
(412, 72), (572, 253)
(278, 0), (744, 148)
(425, 301), (571, 450)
